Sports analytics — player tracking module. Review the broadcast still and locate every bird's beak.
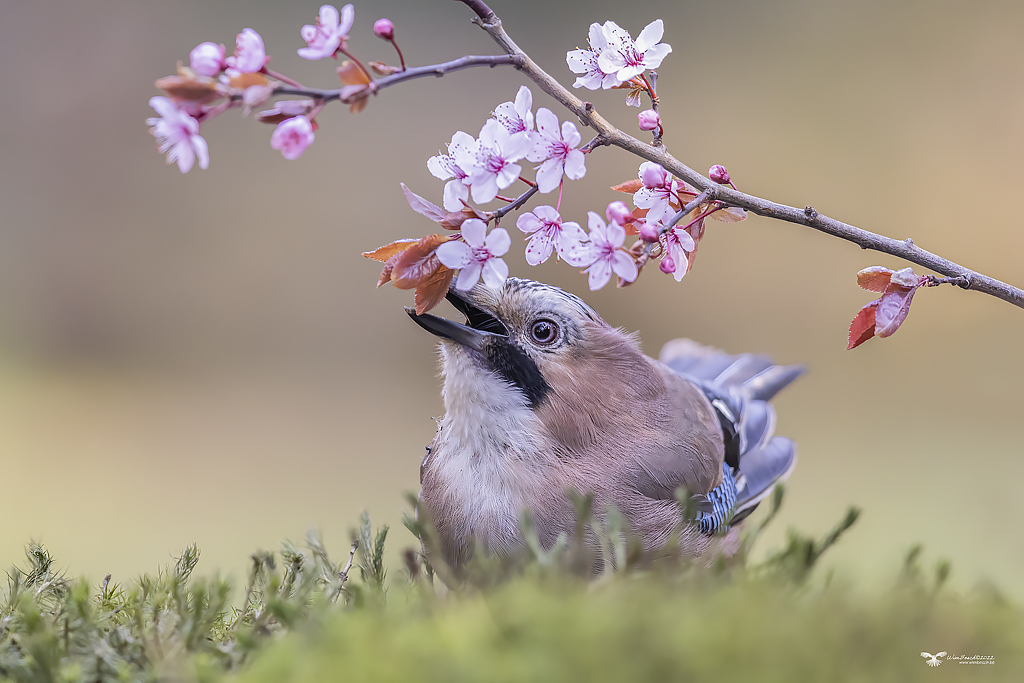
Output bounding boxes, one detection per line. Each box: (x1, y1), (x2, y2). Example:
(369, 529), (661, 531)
(405, 289), (509, 352)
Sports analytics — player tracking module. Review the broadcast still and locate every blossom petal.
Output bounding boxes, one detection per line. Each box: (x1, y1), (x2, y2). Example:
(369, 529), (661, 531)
(454, 261), (483, 291)
(481, 257), (509, 288)
(485, 227), (511, 256)
(535, 158), (564, 194)
(460, 218), (487, 247)
(525, 233), (555, 265)
(641, 43), (673, 70)
(319, 4), (340, 30)
(338, 4), (354, 35)
(634, 19), (664, 52)
(606, 221), (626, 248)
(587, 258), (613, 290)
(442, 179), (469, 211)
(517, 212), (544, 235)
(563, 149), (586, 181)
(558, 220), (586, 242)
(149, 96), (179, 120)
(560, 120), (581, 148)
(436, 241), (473, 269)
(193, 134), (210, 170)
(535, 107), (559, 138)
(611, 249), (638, 282)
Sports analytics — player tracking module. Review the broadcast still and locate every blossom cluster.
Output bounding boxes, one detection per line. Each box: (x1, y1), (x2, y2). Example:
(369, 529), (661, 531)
(566, 20), (671, 105)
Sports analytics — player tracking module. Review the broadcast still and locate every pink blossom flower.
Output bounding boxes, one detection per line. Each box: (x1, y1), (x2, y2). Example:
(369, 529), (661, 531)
(633, 161), (678, 224)
(270, 115), (315, 160)
(605, 201), (632, 225)
(582, 212), (637, 290)
(638, 109), (660, 131)
(298, 4), (354, 60)
(566, 22), (628, 90)
(226, 28), (267, 74)
(436, 219), (511, 291)
(455, 119), (532, 204)
(190, 42), (225, 77)
(516, 205), (590, 267)
(709, 164), (731, 184)
(526, 108), (586, 193)
(146, 96), (209, 173)
(373, 18), (395, 41)
(427, 131), (475, 211)
(493, 86), (534, 140)
(662, 225), (696, 282)
(597, 20), (672, 83)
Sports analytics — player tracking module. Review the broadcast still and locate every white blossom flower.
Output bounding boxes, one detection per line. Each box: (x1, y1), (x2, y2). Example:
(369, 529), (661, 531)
(583, 212), (637, 290)
(270, 116), (315, 160)
(516, 205), (590, 266)
(298, 4), (354, 60)
(633, 161), (679, 225)
(566, 22), (627, 90)
(225, 28), (266, 74)
(427, 131), (475, 211)
(526, 108), (586, 193)
(493, 86), (534, 141)
(146, 96), (209, 173)
(455, 119), (532, 204)
(436, 219), (511, 291)
(597, 19), (672, 83)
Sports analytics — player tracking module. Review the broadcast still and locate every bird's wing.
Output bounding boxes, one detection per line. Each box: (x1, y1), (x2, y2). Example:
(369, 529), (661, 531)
(626, 361), (726, 501)
(936, 652), (947, 658)
(920, 653), (932, 659)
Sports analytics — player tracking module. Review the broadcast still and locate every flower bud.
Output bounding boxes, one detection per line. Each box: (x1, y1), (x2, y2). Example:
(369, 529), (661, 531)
(190, 42), (225, 78)
(709, 164), (731, 184)
(659, 253), (676, 274)
(639, 161), (669, 189)
(605, 201), (632, 225)
(638, 109), (660, 131)
(374, 18), (395, 41)
(638, 222), (660, 243)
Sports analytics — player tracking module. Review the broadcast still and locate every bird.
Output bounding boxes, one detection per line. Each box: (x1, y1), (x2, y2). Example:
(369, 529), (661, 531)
(407, 277), (803, 575)
(920, 652), (946, 667)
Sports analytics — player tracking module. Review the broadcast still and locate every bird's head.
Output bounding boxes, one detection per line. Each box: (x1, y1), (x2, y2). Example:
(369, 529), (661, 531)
(407, 278), (664, 451)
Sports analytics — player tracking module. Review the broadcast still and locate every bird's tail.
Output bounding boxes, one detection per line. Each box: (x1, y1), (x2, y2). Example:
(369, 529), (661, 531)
(659, 338), (804, 526)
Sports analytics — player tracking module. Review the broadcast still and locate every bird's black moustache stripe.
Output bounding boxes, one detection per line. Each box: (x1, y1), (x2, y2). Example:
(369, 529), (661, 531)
(485, 339), (551, 409)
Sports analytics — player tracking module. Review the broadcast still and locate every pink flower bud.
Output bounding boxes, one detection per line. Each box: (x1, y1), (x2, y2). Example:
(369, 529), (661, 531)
(190, 42), (225, 78)
(270, 115), (315, 160)
(638, 109), (660, 131)
(374, 18), (395, 40)
(639, 222), (660, 243)
(659, 253), (676, 274)
(605, 201), (632, 225)
(709, 164), (731, 184)
(639, 161), (669, 189)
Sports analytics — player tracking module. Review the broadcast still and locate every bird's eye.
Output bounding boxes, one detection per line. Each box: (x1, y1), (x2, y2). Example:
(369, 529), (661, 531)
(530, 319), (559, 345)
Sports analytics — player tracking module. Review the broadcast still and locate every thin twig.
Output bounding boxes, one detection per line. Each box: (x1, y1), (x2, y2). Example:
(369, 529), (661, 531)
(490, 185), (538, 222)
(335, 540), (359, 603)
(457, 0), (1024, 310)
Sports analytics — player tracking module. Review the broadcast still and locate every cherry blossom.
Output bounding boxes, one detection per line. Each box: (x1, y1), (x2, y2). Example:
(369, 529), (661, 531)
(516, 206), (590, 267)
(427, 131), (475, 212)
(493, 86), (534, 141)
(455, 119), (532, 204)
(226, 28), (267, 74)
(633, 161), (679, 224)
(146, 97), (209, 173)
(298, 4), (354, 61)
(270, 116), (315, 160)
(436, 219), (511, 291)
(638, 109), (660, 131)
(526, 108), (586, 193)
(190, 42), (225, 77)
(605, 201), (632, 225)
(661, 225), (696, 282)
(709, 164), (731, 184)
(566, 22), (627, 90)
(373, 18), (395, 41)
(582, 212), (637, 290)
(598, 20), (672, 83)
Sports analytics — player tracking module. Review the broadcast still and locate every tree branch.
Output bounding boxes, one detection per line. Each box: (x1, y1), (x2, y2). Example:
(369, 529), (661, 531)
(457, 1), (1024, 310)
(266, 54), (522, 103)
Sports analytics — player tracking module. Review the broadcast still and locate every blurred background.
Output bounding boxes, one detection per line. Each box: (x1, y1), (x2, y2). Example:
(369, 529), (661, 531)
(1, 0), (1022, 597)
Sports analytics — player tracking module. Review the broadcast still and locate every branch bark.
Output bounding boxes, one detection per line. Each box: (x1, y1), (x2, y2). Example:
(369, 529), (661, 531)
(456, 0), (1024, 310)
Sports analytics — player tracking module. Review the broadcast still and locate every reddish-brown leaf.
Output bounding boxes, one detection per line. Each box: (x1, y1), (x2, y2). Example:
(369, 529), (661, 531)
(337, 60), (371, 85)
(875, 284), (921, 338)
(228, 72), (268, 90)
(847, 302), (878, 349)
(710, 206), (748, 223)
(401, 183), (447, 222)
(611, 179), (643, 193)
(857, 266), (894, 292)
(155, 75), (223, 104)
(362, 239), (419, 263)
(369, 61), (402, 76)
(391, 234), (449, 289)
(439, 208), (486, 231)
(414, 266), (455, 314)
(376, 252), (402, 288)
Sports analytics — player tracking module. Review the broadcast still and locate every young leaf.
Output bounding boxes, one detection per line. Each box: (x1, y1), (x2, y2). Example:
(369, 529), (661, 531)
(401, 183), (447, 222)
(414, 266), (455, 314)
(710, 206), (748, 223)
(875, 285), (921, 338)
(856, 266), (894, 292)
(376, 253), (402, 288)
(847, 302), (877, 349)
(611, 179), (643, 193)
(362, 239), (419, 263)
(391, 234), (449, 289)
(337, 60), (371, 86)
